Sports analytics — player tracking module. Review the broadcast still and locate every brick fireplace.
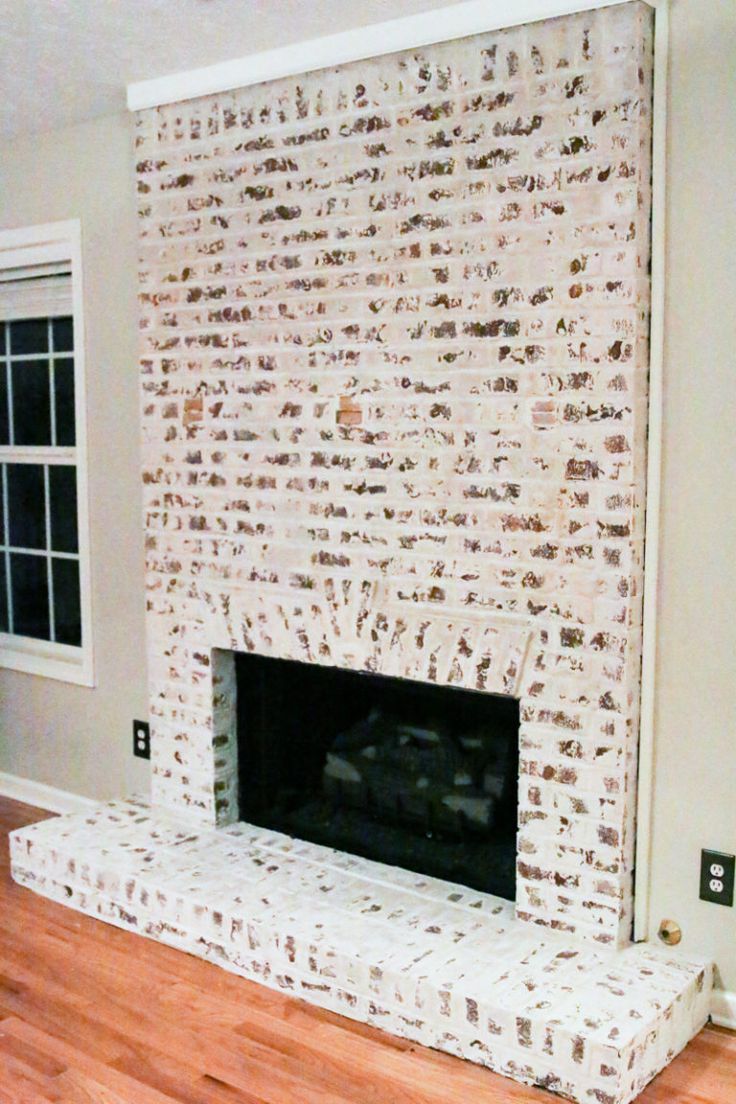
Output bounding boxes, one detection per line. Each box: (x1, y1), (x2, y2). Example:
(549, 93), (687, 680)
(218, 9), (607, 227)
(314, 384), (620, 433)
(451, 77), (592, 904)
(10, 4), (712, 1102)
(134, 0), (654, 948)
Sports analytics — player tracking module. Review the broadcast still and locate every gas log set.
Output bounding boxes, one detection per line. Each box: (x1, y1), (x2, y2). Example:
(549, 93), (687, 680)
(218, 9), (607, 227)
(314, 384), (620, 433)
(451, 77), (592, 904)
(236, 654), (519, 898)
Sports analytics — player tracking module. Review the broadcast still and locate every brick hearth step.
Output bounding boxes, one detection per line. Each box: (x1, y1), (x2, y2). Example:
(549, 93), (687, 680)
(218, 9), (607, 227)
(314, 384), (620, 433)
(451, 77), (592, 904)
(10, 798), (711, 1104)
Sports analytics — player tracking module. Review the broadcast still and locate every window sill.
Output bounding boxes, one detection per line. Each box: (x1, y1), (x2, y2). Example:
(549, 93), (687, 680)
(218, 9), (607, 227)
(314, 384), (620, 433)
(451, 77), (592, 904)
(0, 632), (94, 686)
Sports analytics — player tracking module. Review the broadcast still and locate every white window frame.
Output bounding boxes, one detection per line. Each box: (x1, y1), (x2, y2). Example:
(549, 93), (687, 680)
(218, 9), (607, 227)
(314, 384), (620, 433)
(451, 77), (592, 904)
(0, 219), (94, 687)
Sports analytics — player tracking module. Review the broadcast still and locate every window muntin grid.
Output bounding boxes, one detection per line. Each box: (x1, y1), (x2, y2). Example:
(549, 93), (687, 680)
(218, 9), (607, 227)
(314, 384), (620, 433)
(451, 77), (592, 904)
(0, 315), (81, 648)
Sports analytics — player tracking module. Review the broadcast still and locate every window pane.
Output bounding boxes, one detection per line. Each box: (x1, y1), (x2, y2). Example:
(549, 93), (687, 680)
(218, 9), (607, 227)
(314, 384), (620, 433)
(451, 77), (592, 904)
(53, 316), (74, 353)
(54, 358), (76, 446)
(7, 463), (45, 549)
(10, 318), (48, 356)
(12, 360), (52, 446)
(0, 368), (8, 446)
(0, 556), (7, 633)
(53, 557), (81, 646)
(0, 466), (4, 545)
(49, 465), (78, 553)
(10, 552), (50, 640)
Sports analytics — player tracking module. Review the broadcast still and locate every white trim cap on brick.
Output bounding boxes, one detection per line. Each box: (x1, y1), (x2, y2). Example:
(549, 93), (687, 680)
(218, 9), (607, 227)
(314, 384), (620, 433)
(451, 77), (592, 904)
(126, 0), (664, 112)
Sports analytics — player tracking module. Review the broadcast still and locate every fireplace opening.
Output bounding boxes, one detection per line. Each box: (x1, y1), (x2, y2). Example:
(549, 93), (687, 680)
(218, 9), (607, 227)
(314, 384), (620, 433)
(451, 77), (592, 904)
(235, 653), (519, 900)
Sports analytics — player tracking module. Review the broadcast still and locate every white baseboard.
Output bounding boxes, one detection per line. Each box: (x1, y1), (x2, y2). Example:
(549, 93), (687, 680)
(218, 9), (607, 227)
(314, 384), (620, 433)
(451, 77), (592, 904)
(712, 988), (736, 1031)
(0, 770), (98, 816)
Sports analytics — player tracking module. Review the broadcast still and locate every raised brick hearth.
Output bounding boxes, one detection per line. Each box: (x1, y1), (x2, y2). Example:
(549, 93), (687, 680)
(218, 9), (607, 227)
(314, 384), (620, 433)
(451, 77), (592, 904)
(11, 800), (711, 1104)
(11, 4), (713, 1101)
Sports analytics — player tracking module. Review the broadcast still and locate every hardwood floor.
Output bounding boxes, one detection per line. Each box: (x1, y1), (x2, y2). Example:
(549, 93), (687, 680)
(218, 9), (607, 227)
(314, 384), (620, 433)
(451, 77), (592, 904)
(0, 796), (733, 1104)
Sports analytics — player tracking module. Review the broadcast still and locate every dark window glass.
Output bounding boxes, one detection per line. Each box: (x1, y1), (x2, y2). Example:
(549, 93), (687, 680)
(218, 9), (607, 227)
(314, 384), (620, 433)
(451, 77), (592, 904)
(53, 557), (81, 646)
(54, 358), (76, 446)
(12, 360), (51, 446)
(49, 465), (78, 553)
(0, 556), (7, 633)
(10, 318), (48, 355)
(0, 368), (8, 446)
(7, 463), (45, 549)
(53, 316), (74, 353)
(10, 552), (50, 640)
(2, 311), (83, 651)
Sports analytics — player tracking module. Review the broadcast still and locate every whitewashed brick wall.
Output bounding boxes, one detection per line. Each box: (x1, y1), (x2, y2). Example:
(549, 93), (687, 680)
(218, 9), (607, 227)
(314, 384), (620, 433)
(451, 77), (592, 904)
(135, 1), (654, 946)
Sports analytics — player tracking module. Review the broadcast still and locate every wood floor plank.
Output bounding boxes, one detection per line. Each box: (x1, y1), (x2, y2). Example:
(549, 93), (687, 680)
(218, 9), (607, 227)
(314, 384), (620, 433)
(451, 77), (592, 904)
(0, 917), (515, 1104)
(0, 795), (733, 1104)
(51, 1070), (132, 1104)
(3, 1018), (184, 1104)
(0, 892), (516, 1104)
(0, 1016), (61, 1104)
(0, 931), (377, 1104)
(0, 1061), (57, 1104)
(0, 1022), (67, 1078)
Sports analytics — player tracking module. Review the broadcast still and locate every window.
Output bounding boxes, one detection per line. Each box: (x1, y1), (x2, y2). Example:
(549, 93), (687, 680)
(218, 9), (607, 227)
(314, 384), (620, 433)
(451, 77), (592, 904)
(0, 221), (93, 685)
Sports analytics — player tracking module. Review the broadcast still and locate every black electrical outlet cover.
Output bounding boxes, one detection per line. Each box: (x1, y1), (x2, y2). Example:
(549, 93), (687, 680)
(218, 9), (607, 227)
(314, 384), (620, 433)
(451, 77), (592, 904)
(133, 719), (151, 760)
(700, 850), (735, 907)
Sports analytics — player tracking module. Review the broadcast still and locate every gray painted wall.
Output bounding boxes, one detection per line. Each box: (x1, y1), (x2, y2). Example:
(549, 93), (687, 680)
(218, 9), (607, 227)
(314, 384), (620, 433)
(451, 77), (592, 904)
(0, 111), (149, 799)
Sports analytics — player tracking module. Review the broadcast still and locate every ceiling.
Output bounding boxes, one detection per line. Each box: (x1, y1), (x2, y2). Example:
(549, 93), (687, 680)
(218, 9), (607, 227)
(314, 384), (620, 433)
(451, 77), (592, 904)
(1, 0), (468, 142)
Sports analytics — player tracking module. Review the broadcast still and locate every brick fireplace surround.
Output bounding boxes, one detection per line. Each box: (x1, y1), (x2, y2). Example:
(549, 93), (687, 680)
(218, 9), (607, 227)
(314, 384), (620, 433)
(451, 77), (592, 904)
(11, 4), (712, 1102)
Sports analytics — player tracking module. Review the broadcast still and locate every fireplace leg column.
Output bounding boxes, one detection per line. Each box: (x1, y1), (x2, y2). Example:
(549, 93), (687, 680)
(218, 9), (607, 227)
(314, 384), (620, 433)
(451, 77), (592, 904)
(150, 645), (238, 827)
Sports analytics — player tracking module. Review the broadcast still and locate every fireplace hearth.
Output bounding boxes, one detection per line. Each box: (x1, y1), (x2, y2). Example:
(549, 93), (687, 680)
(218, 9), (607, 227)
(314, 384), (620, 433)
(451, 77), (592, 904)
(10, 798), (712, 1104)
(236, 654), (519, 898)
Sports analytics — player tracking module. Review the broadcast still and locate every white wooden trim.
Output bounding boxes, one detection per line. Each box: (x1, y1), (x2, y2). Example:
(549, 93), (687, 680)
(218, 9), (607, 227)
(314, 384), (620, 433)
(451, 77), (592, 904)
(711, 989), (736, 1031)
(0, 221), (83, 256)
(126, 0), (663, 112)
(0, 219), (95, 688)
(69, 219), (96, 688)
(0, 770), (98, 815)
(633, 0), (668, 943)
(0, 447), (77, 465)
(0, 634), (91, 686)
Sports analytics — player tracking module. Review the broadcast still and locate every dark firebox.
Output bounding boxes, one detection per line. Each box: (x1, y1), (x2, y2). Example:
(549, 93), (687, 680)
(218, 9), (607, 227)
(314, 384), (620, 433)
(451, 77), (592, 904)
(235, 653), (519, 900)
